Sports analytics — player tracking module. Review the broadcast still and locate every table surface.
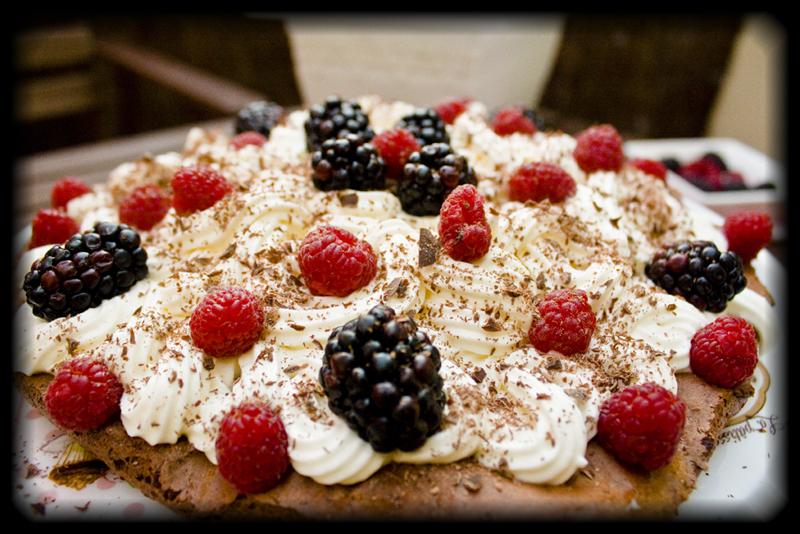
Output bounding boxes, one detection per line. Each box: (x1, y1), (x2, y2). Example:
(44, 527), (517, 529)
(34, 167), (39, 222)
(13, 120), (786, 265)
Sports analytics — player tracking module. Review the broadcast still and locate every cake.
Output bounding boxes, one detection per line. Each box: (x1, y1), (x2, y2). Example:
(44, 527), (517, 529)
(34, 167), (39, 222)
(13, 96), (776, 519)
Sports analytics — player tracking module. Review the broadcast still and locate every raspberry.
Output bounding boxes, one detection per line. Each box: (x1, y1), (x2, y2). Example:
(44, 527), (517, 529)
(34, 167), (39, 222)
(573, 124), (624, 173)
(44, 357), (123, 432)
(119, 185), (171, 231)
(434, 97), (472, 125)
(30, 209), (80, 249)
(678, 158), (723, 191)
(438, 184), (492, 262)
(723, 211), (773, 263)
(630, 158), (668, 181)
(51, 177), (92, 209)
(596, 382), (686, 471)
(491, 106), (537, 136)
(690, 316), (758, 388)
(230, 131), (267, 150)
(171, 165), (233, 216)
(297, 225), (378, 297)
(190, 287), (265, 358)
(370, 128), (420, 181)
(215, 402), (289, 494)
(528, 289), (596, 356)
(508, 162), (576, 203)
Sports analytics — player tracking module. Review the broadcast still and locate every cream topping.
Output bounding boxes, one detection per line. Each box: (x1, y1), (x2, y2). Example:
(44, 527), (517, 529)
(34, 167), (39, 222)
(15, 96), (776, 488)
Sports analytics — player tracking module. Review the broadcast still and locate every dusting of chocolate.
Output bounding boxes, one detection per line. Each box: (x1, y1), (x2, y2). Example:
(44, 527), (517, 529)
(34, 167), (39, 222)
(337, 191), (359, 206)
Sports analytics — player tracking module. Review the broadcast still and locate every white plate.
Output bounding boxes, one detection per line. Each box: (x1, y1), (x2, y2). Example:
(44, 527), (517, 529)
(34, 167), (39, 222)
(625, 137), (786, 240)
(12, 196), (786, 520)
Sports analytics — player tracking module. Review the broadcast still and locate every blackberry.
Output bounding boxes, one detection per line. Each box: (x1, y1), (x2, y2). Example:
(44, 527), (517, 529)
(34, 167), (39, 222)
(395, 143), (477, 216)
(234, 101), (284, 137)
(645, 240), (746, 313)
(311, 134), (386, 191)
(304, 96), (374, 151)
(521, 108), (547, 131)
(396, 108), (449, 146)
(23, 222), (149, 321)
(661, 158), (681, 174)
(319, 304), (446, 453)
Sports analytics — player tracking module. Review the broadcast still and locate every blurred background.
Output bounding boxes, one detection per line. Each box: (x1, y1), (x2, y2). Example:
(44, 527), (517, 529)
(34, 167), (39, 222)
(13, 13), (786, 251)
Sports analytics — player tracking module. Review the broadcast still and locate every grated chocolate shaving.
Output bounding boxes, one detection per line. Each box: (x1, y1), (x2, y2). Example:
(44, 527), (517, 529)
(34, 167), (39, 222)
(470, 367), (487, 384)
(481, 318), (502, 332)
(337, 191), (359, 206)
(383, 278), (409, 299)
(418, 228), (441, 268)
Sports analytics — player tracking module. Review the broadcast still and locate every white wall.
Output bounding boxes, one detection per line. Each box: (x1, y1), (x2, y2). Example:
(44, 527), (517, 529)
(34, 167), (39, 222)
(284, 16), (564, 110)
(707, 15), (785, 160)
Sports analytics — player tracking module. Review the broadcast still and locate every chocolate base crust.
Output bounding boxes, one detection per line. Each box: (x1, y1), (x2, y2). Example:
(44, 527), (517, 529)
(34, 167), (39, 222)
(15, 372), (751, 520)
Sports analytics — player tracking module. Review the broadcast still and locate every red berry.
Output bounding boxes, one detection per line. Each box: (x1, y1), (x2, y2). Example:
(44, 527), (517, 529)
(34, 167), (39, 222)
(508, 162), (576, 203)
(630, 158), (667, 181)
(119, 185), (171, 231)
(690, 316), (758, 388)
(216, 402), (289, 494)
(190, 287), (265, 358)
(723, 211), (772, 264)
(678, 158), (723, 190)
(171, 165), (233, 216)
(434, 97), (472, 125)
(596, 382), (686, 471)
(573, 124), (624, 173)
(438, 184), (492, 262)
(491, 107), (537, 136)
(297, 225), (378, 297)
(44, 357), (124, 432)
(51, 177), (92, 209)
(371, 128), (421, 180)
(30, 208), (80, 249)
(528, 289), (596, 356)
(230, 131), (267, 150)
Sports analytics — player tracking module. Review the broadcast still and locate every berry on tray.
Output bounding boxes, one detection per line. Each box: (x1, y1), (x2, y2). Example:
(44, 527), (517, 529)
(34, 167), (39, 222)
(51, 177), (92, 209)
(119, 185), (171, 231)
(528, 289), (596, 356)
(297, 225), (378, 297)
(371, 128), (420, 181)
(230, 131), (268, 150)
(690, 316), (758, 389)
(190, 287), (265, 358)
(596, 382), (686, 471)
(573, 124), (624, 173)
(171, 165), (233, 216)
(434, 97), (472, 125)
(319, 304), (446, 452)
(30, 208), (80, 249)
(630, 158), (668, 181)
(44, 357), (124, 432)
(23, 222), (150, 320)
(311, 134), (386, 191)
(396, 108), (450, 146)
(723, 211), (773, 263)
(645, 241), (746, 313)
(234, 101), (284, 138)
(438, 184), (492, 262)
(216, 402), (289, 494)
(508, 162), (576, 203)
(305, 96), (374, 151)
(395, 143), (477, 216)
(491, 106), (538, 136)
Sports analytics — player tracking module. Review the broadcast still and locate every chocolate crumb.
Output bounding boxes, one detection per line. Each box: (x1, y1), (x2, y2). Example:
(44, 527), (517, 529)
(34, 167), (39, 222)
(701, 436), (715, 451)
(384, 278), (409, 299)
(536, 272), (547, 290)
(30, 502), (46, 516)
(220, 243), (237, 260)
(418, 228), (441, 267)
(202, 355), (215, 370)
(545, 357), (563, 371)
(463, 475), (482, 493)
(75, 501), (91, 512)
(288, 323), (306, 331)
(25, 464), (40, 479)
